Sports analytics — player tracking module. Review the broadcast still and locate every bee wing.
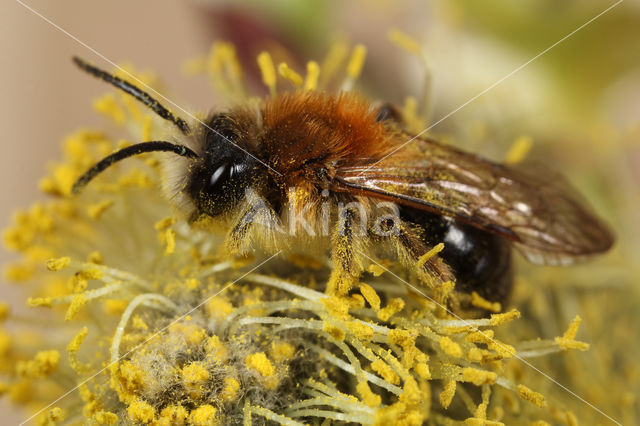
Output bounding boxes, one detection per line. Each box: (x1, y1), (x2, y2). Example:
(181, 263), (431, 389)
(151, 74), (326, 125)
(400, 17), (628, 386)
(332, 138), (614, 266)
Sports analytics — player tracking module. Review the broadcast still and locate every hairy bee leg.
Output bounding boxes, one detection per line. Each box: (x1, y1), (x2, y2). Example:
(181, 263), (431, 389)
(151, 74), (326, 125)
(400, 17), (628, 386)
(225, 206), (258, 256)
(390, 220), (455, 286)
(327, 206), (365, 296)
(374, 102), (403, 123)
(226, 198), (285, 257)
(388, 221), (458, 313)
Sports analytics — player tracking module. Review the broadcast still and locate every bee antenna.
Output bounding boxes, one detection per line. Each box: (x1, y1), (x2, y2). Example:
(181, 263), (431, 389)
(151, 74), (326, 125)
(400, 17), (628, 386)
(72, 141), (198, 194)
(72, 56), (191, 134)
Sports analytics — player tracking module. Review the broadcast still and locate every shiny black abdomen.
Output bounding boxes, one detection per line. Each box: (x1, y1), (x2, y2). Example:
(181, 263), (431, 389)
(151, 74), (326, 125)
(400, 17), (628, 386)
(401, 208), (512, 304)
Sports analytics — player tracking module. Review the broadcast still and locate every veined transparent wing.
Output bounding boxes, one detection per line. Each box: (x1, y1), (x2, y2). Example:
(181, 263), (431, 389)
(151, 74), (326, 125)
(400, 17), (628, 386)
(331, 138), (614, 265)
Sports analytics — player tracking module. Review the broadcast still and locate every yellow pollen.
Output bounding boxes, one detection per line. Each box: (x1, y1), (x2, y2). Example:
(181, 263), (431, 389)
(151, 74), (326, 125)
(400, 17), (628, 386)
(470, 291), (502, 313)
(220, 377), (240, 403)
(93, 412), (118, 424)
(46, 256), (71, 272)
(462, 367), (497, 385)
(323, 322), (346, 341)
(246, 352), (278, 389)
(127, 399), (156, 424)
(188, 405), (217, 426)
(388, 28), (423, 56)
(466, 347), (483, 362)
(154, 216), (176, 231)
(186, 277), (201, 290)
(359, 282), (381, 310)
(28, 296), (53, 307)
(278, 62), (303, 87)
(182, 362), (210, 399)
(67, 326), (89, 372)
(103, 299), (128, 315)
(16, 350), (60, 378)
(159, 405), (188, 424)
(371, 359), (400, 385)
(489, 309), (520, 326)
(367, 264), (385, 276)
(164, 228), (176, 255)
(563, 315), (582, 340)
(65, 294), (87, 320)
(402, 96), (427, 134)
(555, 315), (589, 351)
(417, 243), (445, 268)
(206, 298), (234, 320)
(378, 297), (405, 321)
(87, 251), (103, 264)
(304, 61), (320, 91)
(270, 342), (296, 362)
(414, 362), (431, 380)
(44, 407), (65, 423)
(4, 263), (34, 282)
(516, 384), (546, 408)
(206, 335), (228, 359)
(257, 51), (277, 97)
(505, 136), (533, 164)
(439, 336), (463, 358)
(488, 340), (516, 359)
(245, 352), (275, 377)
(356, 380), (381, 407)
(346, 44), (367, 81)
(347, 321), (374, 340)
(93, 94), (126, 125)
(320, 39), (349, 87)
(439, 380), (456, 409)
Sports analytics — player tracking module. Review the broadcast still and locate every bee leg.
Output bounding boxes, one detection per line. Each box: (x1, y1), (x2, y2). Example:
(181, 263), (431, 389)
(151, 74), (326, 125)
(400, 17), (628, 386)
(327, 206), (365, 296)
(386, 220), (457, 307)
(225, 206), (257, 256)
(374, 102), (403, 123)
(225, 202), (282, 256)
(395, 222), (459, 313)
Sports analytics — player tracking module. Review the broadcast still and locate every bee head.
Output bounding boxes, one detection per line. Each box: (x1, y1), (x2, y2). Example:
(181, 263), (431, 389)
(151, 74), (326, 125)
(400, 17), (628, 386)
(71, 57), (264, 220)
(186, 114), (260, 218)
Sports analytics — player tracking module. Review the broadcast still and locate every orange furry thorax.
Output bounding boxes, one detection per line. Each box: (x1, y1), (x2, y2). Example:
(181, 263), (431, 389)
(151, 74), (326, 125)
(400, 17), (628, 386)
(260, 91), (395, 187)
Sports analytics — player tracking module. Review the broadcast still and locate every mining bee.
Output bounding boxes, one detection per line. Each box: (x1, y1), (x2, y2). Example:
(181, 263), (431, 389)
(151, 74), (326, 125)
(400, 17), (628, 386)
(71, 57), (614, 303)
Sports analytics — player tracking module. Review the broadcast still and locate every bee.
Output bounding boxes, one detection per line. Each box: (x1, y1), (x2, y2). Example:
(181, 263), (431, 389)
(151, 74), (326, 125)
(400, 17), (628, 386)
(71, 57), (614, 303)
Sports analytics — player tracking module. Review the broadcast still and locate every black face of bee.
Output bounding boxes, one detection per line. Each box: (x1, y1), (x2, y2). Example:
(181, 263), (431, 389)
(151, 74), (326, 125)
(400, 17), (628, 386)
(187, 114), (259, 217)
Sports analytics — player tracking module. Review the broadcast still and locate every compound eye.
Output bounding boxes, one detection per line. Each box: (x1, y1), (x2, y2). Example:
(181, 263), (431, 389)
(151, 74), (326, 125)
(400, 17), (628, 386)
(208, 163), (231, 192)
(191, 157), (257, 217)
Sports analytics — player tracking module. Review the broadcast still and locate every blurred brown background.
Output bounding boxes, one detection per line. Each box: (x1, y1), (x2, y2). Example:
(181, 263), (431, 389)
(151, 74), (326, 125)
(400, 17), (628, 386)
(2, 0), (639, 423)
